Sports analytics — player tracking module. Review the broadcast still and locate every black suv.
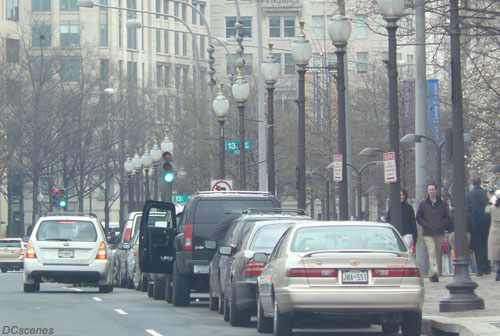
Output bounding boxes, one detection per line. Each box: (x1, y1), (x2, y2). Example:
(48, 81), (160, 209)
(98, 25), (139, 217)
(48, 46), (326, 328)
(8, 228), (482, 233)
(139, 191), (281, 306)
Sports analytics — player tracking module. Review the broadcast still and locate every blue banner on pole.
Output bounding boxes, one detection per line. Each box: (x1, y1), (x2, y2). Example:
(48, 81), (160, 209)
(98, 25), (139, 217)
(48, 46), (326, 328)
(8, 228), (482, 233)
(428, 78), (440, 141)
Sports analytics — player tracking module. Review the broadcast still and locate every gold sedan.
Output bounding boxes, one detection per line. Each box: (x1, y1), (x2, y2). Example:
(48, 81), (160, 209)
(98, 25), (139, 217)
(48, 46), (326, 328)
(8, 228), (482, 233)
(255, 221), (424, 336)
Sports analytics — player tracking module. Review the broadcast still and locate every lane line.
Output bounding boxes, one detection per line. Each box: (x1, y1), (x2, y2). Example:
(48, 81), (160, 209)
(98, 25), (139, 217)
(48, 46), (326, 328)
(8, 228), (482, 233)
(145, 330), (163, 336)
(114, 309), (128, 315)
(92, 297), (102, 302)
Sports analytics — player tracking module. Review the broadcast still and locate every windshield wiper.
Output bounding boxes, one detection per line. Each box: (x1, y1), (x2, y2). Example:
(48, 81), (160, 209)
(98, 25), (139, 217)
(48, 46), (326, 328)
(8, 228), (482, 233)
(44, 238), (72, 241)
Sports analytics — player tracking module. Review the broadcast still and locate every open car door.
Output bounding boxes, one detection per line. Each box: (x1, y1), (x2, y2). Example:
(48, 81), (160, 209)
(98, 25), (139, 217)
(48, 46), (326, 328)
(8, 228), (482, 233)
(139, 200), (176, 274)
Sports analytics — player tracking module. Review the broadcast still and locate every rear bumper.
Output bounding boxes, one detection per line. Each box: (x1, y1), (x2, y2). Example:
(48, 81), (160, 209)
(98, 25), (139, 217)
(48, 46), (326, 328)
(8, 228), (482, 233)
(275, 287), (424, 315)
(24, 258), (111, 285)
(0, 261), (23, 269)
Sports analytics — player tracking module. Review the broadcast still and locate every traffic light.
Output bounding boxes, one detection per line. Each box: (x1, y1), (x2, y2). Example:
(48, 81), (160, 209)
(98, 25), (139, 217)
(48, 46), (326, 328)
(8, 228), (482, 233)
(51, 187), (59, 207)
(162, 151), (174, 183)
(58, 188), (67, 208)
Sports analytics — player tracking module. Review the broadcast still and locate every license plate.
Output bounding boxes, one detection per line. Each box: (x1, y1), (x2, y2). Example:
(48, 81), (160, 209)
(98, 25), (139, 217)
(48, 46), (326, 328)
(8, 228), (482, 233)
(193, 265), (209, 274)
(58, 250), (74, 258)
(342, 270), (368, 284)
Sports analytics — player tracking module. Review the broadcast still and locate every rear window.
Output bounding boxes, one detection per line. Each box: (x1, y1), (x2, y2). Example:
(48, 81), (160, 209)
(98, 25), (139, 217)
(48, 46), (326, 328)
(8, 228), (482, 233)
(0, 240), (22, 248)
(291, 226), (406, 252)
(36, 220), (97, 242)
(250, 224), (292, 250)
(194, 200), (275, 225)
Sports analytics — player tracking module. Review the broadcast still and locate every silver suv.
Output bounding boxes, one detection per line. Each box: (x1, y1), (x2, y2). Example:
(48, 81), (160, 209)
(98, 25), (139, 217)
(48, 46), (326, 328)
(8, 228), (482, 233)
(23, 213), (113, 293)
(0, 238), (24, 272)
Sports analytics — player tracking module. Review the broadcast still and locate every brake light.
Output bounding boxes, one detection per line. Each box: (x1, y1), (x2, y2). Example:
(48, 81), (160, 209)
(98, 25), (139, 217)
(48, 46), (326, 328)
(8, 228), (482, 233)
(183, 224), (193, 251)
(286, 268), (338, 277)
(96, 241), (107, 260)
(133, 250), (138, 257)
(372, 268), (421, 277)
(123, 228), (132, 242)
(26, 241), (37, 259)
(243, 258), (267, 276)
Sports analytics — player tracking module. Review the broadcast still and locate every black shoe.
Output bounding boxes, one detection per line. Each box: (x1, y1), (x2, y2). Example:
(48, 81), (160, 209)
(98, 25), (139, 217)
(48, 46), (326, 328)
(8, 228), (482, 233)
(429, 274), (439, 282)
(477, 272), (484, 276)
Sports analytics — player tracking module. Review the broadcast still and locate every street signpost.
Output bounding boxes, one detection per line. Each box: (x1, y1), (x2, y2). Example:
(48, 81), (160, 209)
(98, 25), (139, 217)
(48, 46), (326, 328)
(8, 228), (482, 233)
(383, 152), (397, 183)
(211, 180), (233, 191)
(333, 154), (343, 182)
(225, 140), (251, 156)
(173, 194), (191, 205)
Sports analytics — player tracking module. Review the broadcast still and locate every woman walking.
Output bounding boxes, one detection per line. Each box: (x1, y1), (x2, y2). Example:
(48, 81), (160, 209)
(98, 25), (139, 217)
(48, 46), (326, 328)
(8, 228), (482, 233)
(387, 189), (418, 248)
(485, 190), (500, 281)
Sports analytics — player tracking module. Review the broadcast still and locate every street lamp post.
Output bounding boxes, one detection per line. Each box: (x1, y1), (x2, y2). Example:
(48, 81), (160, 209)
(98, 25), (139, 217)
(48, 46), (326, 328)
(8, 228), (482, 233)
(150, 138), (162, 200)
(347, 161), (384, 220)
(213, 84), (230, 180)
(261, 44), (280, 195)
(142, 145), (152, 201)
(124, 156), (134, 213)
(440, 0), (484, 312)
(328, 12), (351, 220)
(232, 66), (250, 190)
(161, 132), (174, 202)
(379, 0), (404, 234)
(132, 149), (142, 210)
(291, 21), (312, 210)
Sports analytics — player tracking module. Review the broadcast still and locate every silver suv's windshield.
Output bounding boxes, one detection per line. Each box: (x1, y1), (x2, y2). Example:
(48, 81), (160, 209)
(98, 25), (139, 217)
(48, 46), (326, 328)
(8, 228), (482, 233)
(0, 240), (22, 248)
(36, 220), (97, 242)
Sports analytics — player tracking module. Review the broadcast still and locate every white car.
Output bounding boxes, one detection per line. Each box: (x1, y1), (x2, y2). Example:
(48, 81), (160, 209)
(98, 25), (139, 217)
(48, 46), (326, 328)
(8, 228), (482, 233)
(23, 213), (113, 293)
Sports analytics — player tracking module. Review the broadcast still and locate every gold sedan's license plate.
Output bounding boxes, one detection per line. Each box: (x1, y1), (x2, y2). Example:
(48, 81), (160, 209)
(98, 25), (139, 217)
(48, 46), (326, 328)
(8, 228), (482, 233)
(58, 250), (74, 258)
(342, 270), (368, 284)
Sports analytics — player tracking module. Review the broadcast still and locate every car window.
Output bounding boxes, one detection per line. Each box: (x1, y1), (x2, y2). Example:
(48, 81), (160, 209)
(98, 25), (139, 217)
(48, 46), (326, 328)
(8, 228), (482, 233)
(36, 220), (97, 242)
(0, 240), (22, 248)
(291, 226), (405, 252)
(194, 200), (275, 224)
(250, 224), (292, 250)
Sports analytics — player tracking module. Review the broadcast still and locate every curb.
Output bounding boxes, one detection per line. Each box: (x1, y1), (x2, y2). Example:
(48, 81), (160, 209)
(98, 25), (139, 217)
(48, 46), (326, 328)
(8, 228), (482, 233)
(423, 315), (500, 335)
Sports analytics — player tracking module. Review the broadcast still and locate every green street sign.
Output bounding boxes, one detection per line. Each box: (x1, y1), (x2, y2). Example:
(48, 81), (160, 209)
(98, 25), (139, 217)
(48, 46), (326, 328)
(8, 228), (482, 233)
(173, 194), (191, 204)
(225, 140), (251, 152)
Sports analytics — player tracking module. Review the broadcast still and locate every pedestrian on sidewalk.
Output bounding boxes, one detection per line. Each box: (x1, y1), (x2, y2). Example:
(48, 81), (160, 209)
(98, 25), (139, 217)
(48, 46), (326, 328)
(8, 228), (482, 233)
(467, 177), (491, 276)
(416, 183), (449, 282)
(387, 189), (418, 249)
(485, 190), (500, 281)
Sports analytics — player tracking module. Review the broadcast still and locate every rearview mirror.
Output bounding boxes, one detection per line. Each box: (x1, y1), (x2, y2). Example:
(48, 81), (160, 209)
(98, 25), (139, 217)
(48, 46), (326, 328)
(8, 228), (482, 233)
(253, 253), (268, 263)
(219, 246), (232, 256)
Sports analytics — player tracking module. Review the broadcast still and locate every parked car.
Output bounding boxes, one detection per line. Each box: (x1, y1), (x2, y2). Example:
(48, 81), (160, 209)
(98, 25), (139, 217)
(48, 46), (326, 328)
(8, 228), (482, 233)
(219, 220), (303, 327)
(0, 238), (24, 272)
(113, 212), (141, 288)
(23, 213), (113, 293)
(255, 221), (424, 336)
(209, 209), (310, 314)
(140, 191), (281, 306)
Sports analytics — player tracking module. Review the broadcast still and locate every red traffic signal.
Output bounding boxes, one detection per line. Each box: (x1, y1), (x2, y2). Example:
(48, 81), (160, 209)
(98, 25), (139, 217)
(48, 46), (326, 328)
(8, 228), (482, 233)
(162, 151), (173, 161)
(52, 187), (59, 195)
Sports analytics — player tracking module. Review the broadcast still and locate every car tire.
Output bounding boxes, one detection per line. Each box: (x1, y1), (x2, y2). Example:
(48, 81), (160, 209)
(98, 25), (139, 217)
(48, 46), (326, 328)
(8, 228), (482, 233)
(153, 274), (166, 300)
(223, 291), (230, 322)
(119, 267), (127, 288)
(147, 280), (154, 298)
(218, 293), (225, 315)
(273, 299), (291, 336)
(113, 261), (120, 287)
(229, 283), (251, 327)
(1, 268), (7, 273)
(257, 295), (273, 333)
(382, 324), (400, 334)
(99, 283), (113, 293)
(401, 311), (422, 336)
(208, 281), (218, 311)
(23, 283), (36, 293)
(165, 274), (173, 303)
(172, 261), (190, 307)
(126, 266), (134, 289)
(133, 267), (141, 290)
(141, 273), (148, 292)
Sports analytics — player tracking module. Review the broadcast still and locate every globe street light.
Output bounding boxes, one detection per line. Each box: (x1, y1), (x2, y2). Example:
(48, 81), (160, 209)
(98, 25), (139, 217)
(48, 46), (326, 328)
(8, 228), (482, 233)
(161, 131), (174, 202)
(124, 156), (134, 213)
(232, 66), (250, 190)
(291, 21), (312, 210)
(328, 12), (351, 220)
(261, 44), (280, 195)
(213, 83), (230, 180)
(150, 138), (162, 200)
(142, 145), (153, 201)
(132, 149), (142, 210)
(379, 0), (404, 234)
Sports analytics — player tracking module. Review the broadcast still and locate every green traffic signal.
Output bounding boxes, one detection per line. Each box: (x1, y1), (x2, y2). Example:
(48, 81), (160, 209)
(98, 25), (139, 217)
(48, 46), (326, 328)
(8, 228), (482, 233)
(164, 171), (174, 183)
(59, 199), (67, 207)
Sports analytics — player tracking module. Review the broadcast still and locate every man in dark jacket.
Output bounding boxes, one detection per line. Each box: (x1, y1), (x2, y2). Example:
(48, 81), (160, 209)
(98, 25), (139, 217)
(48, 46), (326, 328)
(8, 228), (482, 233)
(467, 177), (491, 276)
(416, 183), (450, 282)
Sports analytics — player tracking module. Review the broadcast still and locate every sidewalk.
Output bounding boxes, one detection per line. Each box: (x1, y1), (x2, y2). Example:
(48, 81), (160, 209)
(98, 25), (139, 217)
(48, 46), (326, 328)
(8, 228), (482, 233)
(422, 273), (500, 335)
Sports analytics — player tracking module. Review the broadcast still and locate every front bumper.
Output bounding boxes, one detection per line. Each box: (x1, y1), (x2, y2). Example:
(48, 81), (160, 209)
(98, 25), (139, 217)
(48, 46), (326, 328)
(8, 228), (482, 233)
(275, 287), (424, 315)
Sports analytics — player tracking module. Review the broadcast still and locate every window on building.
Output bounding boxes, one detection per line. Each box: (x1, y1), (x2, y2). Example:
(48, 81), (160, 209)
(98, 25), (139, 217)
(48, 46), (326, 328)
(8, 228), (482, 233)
(226, 16), (252, 38)
(32, 0), (51, 11)
(269, 16), (280, 38)
(32, 24), (52, 47)
(156, 30), (161, 52)
(356, 52), (368, 73)
(407, 54), (414, 78)
(192, 3), (197, 25)
(175, 32), (179, 55)
(284, 16), (295, 37)
(164, 64), (170, 87)
(183, 66), (189, 88)
(272, 53), (282, 74)
(60, 59), (81, 82)
(157, 64), (163, 87)
(174, 2), (179, 17)
(100, 23), (108, 46)
(312, 16), (325, 38)
(60, 24), (80, 46)
(182, 3), (187, 21)
(200, 36), (205, 59)
(284, 53), (294, 75)
(225, 54), (253, 76)
(7, 0), (19, 21)
(127, 28), (137, 49)
(182, 32), (187, 56)
(127, 61), (138, 84)
(100, 59), (109, 83)
(175, 66), (181, 89)
(164, 30), (169, 53)
(312, 53), (323, 68)
(6, 39), (20, 63)
(60, 0), (78, 11)
(356, 15), (368, 38)
(200, 2), (205, 18)
(327, 52), (337, 68)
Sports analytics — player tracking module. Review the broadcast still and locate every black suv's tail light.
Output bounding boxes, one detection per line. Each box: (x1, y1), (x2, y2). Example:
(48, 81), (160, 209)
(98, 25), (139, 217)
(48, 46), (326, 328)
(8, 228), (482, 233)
(184, 224), (193, 251)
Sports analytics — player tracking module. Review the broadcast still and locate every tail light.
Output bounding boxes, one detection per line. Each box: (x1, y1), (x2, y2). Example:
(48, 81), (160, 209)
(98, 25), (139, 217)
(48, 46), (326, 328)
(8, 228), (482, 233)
(243, 258), (267, 276)
(96, 242), (107, 260)
(183, 224), (194, 251)
(286, 268), (338, 277)
(26, 241), (37, 259)
(133, 250), (138, 257)
(372, 268), (421, 277)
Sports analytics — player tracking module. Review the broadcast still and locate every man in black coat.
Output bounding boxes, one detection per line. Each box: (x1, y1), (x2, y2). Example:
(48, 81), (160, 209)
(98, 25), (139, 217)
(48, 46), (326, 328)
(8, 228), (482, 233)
(467, 177), (491, 276)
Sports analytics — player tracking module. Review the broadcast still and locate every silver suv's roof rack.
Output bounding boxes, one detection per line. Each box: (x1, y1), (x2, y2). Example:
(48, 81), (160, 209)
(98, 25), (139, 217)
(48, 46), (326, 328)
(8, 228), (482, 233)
(242, 208), (307, 216)
(196, 190), (270, 195)
(41, 212), (97, 218)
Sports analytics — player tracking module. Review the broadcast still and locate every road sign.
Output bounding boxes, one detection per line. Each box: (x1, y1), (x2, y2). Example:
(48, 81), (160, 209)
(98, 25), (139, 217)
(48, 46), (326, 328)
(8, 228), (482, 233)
(173, 194), (191, 205)
(383, 152), (398, 183)
(211, 180), (233, 191)
(226, 141), (251, 156)
(332, 154), (343, 182)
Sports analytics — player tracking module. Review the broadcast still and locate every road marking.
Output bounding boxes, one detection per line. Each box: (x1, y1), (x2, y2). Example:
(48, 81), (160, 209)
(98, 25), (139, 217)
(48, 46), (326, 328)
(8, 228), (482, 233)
(114, 309), (128, 315)
(93, 297), (102, 302)
(146, 330), (163, 336)
(69, 288), (82, 292)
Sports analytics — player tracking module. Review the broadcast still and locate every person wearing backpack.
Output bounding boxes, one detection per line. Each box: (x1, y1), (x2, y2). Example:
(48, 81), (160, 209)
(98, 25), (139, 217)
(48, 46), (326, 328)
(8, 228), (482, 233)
(467, 177), (491, 276)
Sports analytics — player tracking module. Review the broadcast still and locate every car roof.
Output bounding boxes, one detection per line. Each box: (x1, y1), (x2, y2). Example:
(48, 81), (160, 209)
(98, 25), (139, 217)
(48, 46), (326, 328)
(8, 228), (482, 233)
(291, 221), (394, 229)
(38, 215), (99, 222)
(193, 191), (276, 199)
(249, 219), (308, 230)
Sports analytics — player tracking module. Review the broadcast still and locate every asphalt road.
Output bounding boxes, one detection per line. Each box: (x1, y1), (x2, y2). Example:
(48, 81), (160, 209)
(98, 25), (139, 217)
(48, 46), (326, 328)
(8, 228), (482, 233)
(0, 271), (402, 336)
